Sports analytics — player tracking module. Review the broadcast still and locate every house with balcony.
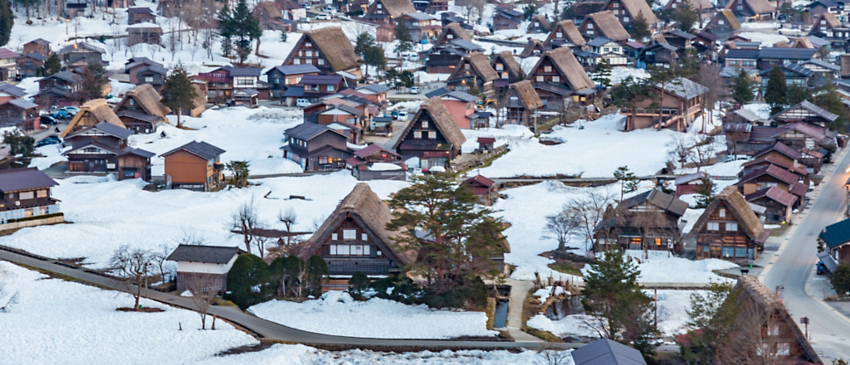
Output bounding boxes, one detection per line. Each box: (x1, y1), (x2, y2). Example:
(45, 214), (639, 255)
(595, 188), (688, 253)
(446, 52), (499, 97)
(63, 122), (155, 181)
(724, 0), (775, 21)
(193, 66), (268, 104)
(501, 80), (543, 128)
(264, 64), (320, 100)
(527, 47), (597, 108)
(413, 0), (448, 13)
(527, 15), (551, 34)
(34, 71), (81, 108)
(490, 51), (524, 91)
(113, 84), (171, 134)
(284, 74), (348, 106)
(125, 58), (167, 90)
(578, 11), (630, 43)
(58, 43), (105, 70)
(600, 0), (658, 29)
(705, 10), (741, 38)
(402, 12), (442, 43)
(492, 7), (523, 31)
(587, 37), (627, 67)
(282, 122), (352, 171)
(127, 7), (156, 24)
(0, 98), (39, 131)
(282, 27), (364, 78)
(16, 52), (46, 77)
(809, 13), (850, 50)
(161, 141), (226, 191)
(622, 77), (707, 131)
(544, 20), (586, 50)
(757, 47), (817, 71)
(690, 186), (769, 261)
(23, 38), (50, 57)
(392, 96), (466, 169)
(0, 168), (62, 229)
(60, 99), (125, 138)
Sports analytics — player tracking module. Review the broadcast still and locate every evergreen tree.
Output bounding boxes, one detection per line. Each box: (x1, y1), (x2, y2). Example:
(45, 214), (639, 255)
(306, 255), (329, 297)
(592, 59), (612, 88)
(582, 249), (658, 358)
(231, 0), (262, 63)
(160, 63), (199, 129)
(3, 131), (35, 157)
(813, 77), (849, 131)
(76, 61), (108, 102)
(363, 45), (386, 78)
(833, 264), (850, 296)
(786, 85), (811, 108)
(613, 166), (639, 200)
(348, 271), (370, 296)
(225, 254), (271, 309)
(764, 66), (788, 115)
(395, 19), (415, 55)
(694, 175), (716, 208)
(279, 30), (287, 43)
(0, 0), (12, 47)
(522, 4), (537, 21)
(611, 76), (649, 130)
(354, 32), (375, 60)
(675, 0), (698, 32)
(632, 11), (651, 40)
(43, 53), (61, 76)
(682, 282), (743, 364)
(728, 68), (756, 106)
(217, 4), (234, 57)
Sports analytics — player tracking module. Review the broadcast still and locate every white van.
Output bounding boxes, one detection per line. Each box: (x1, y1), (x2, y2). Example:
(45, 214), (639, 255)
(296, 99), (311, 107)
(397, 111), (409, 121)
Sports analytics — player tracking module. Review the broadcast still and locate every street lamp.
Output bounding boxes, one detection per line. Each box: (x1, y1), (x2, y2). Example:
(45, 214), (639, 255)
(65, 18), (69, 35)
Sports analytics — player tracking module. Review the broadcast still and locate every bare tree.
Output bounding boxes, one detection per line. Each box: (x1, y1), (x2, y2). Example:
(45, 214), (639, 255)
(542, 207), (582, 252)
(128, 41), (143, 58)
(689, 134), (717, 172)
(278, 207), (299, 246)
(185, 274), (219, 330)
(189, 39), (202, 62)
(564, 191), (616, 252)
(535, 342), (571, 365)
(109, 246), (155, 310)
(693, 62), (723, 133)
(669, 134), (693, 172)
(168, 31), (179, 61)
(201, 28), (216, 61)
(229, 198), (261, 256)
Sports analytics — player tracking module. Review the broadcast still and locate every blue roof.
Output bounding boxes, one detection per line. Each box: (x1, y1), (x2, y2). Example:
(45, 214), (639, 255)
(820, 218), (850, 249)
(725, 49), (760, 59)
(587, 37), (613, 47)
(759, 47), (817, 60)
(267, 64), (320, 75)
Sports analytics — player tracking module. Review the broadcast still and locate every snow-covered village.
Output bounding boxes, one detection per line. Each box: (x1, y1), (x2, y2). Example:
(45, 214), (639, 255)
(4, 0), (850, 363)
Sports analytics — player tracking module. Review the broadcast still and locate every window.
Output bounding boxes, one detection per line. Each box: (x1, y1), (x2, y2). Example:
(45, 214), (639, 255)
(822, 20), (827, 25)
(726, 222), (737, 231)
(327, 85), (335, 92)
(623, 17), (629, 22)
(377, 3), (381, 8)
(306, 50), (313, 57)
(352, 245), (364, 255)
(722, 247), (735, 257)
(144, 76), (153, 83)
(735, 247), (747, 257)
(556, 32), (562, 38)
(719, 208), (725, 217)
(293, 58), (300, 64)
(777, 343), (790, 356)
(613, 2), (618, 7)
(19, 191), (34, 200)
(707, 222), (720, 231)
(318, 59), (325, 65)
(129, 99), (135, 106)
(37, 190), (47, 198)
(414, 131), (422, 139)
(587, 30), (594, 34)
(672, 3), (676, 7)
(587, 23), (593, 29)
(305, 42), (312, 47)
(332, 233), (338, 240)
(495, 63), (503, 70)
(464, 64), (470, 70)
(737, 5), (743, 10)
(502, 72), (508, 79)
(448, 34), (453, 39)
(274, 77), (280, 85)
(361, 233), (368, 241)
(719, 20), (725, 25)
(552, 76), (560, 83)
(536, 75), (544, 82)
(429, 131), (437, 139)
(319, 156), (329, 164)
(337, 245), (350, 255)
(377, 250), (382, 256)
(544, 65), (552, 72)
(421, 121), (429, 128)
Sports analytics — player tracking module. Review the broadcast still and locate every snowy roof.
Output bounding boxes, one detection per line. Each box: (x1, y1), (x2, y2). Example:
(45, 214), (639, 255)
(161, 141), (226, 160)
(571, 338), (647, 365)
(658, 78), (707, 100)
(5, 98), (37, 109)
(404, 11), (436, 20)
(730, 108), (764, 122)
(0, 167), (58, 192)
(619, 189), (688, 217)
(674, 171), (707, 185)
(127, 22), (161, 29)
(166, 244), (241, 264)
(801, 59), (840, 72)
(448, 39), (483, 51)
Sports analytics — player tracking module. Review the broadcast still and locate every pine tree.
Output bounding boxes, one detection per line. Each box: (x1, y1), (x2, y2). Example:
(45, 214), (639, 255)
(522, 4), (537, 21)
(0, 0), (12, 47)
(218, 4), (234, 57)
(354, 32), (375, 60)
(363, 45), (386, 78)
(161, 63), (199, 128)
(395, 19), (415, 55)
(786, 85), (811, 108)
(280, 30), (287, 43)
(592, 59), (612, 88)
(613, 166), (639, 200)
(231, 0), (262, 63)
(676, 0), (698, 32)
(764, 66), (788, 115)
(813, 76), (848, 131)
(728, 68), (755, 106)
(76, 61), (108, 102)
(632, 11), (651, 40)
(683, 282), (742, 363)
(694, 175), (716, 208)
(43, 53), (61, 76)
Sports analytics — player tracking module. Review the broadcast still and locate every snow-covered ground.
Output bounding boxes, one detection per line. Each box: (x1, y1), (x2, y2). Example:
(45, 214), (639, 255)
(249, 291), (496, 339)
(0, 172), (408, 267)
(743, 102), (772, 120)
(479, 114), (679, 178)
(460, 125), (531, 153)
(0, 261), (258, 364)
(737, 32), (789, 47)
(199, 344), (571, 365)
(610, 67), (650, 85)
(582, 250), (737, 284)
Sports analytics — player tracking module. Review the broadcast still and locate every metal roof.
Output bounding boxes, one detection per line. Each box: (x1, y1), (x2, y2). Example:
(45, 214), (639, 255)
(758, 47), (817, 60)
(664, 29), (696, 39)
(5, 98), (38, 109)
(572, 338), (647, 365)
(820, 218), (850, 248)
(166, 244), (241, 264)
(299, 74), (343, 85)
(358, 83), (390, 94)
(586, 37), (613, 47)
(267, 64), (321, 75)
(285, 122), (342, 141)
(448, 38), (483, 51)
(0, 82), (27, 98)
(0, 167), (58, 192)
(802, 59), (840, 72)
(221, 66), (262, 77)
(725, 49), (760, 59)
(0, 48), (20, 59)
(67, 121), (132, 140)
(160, 141), (226, 160)
(404, 11), (436, 20)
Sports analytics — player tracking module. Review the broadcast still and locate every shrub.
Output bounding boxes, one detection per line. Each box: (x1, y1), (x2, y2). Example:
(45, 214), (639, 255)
(225, 254), (271, 309)
(348, 271), (370, 297)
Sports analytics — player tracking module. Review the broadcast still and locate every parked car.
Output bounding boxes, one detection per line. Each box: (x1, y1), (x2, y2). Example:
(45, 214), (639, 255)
(60, 106), (78, 116)
(296, 98), (311, 107)
(407, 53), (420, 62)
(50, 110), (70, 119)
(409, 86), (420, 94)
(316, 13), (331, 20)
(397, 111), (409, 121)
(322, 5), (336, 13)
(40, 115), (58, 125)
(300, 16), (310, 22)
(36, 135), (61, 147)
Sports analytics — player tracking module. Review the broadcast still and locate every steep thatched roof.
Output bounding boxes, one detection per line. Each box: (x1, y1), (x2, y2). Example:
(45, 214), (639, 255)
(60, 99), (125, 138)
(438, 22), (472, 43)
(791, 37), (814, 49)
(116, 83), (171, 117)
(303, 27), (363, 72)
(688, 186), (766, 243)
(393, 96), (466, 150)
(813, 13), (841, 29)
(537, 47), (595, 91)
(520, 38), (546, 58)
(529, 15), (551, 31)
(377, 0), (416, 19)
(295, 183), (414, 265)
(548, 19), (586, 46)
(613, 0), (658, 25)
(494, 51), (522, 79)
(715, 10), (741, 30)
(465, 52), (499, 82)
(252, 1), (282, 19)
(504, 80), (543, 109)
(586, 11), (630, 42)
(191, 84), (206, 111)
(726, 0), (775, 15)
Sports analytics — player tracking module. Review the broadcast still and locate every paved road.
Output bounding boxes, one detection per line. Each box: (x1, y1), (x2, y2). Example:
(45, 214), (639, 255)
(760, 148), (850, 362)
(0, 246), (581, 351)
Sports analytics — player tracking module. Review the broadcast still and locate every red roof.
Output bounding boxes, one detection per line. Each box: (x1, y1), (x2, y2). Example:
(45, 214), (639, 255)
(790, 182), (808, 199)
(745, 186), (798, 207)
(353, 144), (398, 159)
(478, 137), (496, 144)
(464, 174), (495, 187)
(737, 164), (800, 187)
(0, 48), (20, 59)
(741, 155), (808, 176)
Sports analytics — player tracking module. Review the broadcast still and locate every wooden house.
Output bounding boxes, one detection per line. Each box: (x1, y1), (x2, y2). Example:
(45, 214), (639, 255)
(166, 245), (241, 294)
(600, 0), (658, 29)
(809, 13), (850, 50)
(63, 122), (154, 181)
(60, 99), (125, 138)
(491, 51), (523, 92)
(520, 39), (547, 58)
(113, 84), (171, 134)
(736, 163), (802, 196)
(800, 59), (840, 84)
(0, 48), (18, 82)
(345, 144), (406, 181)
(193, 66), (268, 104)
(771, 100), (838, 128)
(544, 20), (586, 50)
(757, 48), (817, 71)
(724, 0), (775, 20)
(587, 37), (628, 67)
(294, 183), (412, 282)
(433, 22), (472, 47)
(424, 87), (477, 129)
(690, 186), (769, 261)
(752, 142), (803, 165)
(355, 83), (391, 105)
(665, 0), (715, 19)
(58, 43), (105, 70)
(161, 141), (226, 191)
(596, 189), (688, 253)
(578, 11), (630, 43)
(528, 47), (596, 108)
(723, 108), (765, 125)
(461, 175), (498, 205)
(23, 38), (50, 57)
(392, 96), (467, 169)
(0, 82), (26, 105)
(623, 77), (707, 131)
(401, 12), (442, 43)
(705, 10), (742, 38)
(283, 27), (364, 78)
(362, 0), (415, 24)
(501, 80), (543, 128)
(758, 64), (813, 89)
(34, 71), (81, 108)
(126, 24), (162, 46)
(282, 122), (351, 171)
(16, 53), (46, 77)
(821, 218), (850, 265)
(771, 121), (837, 151)
(127, 7), (155, 24)
(808, 0), (839, 16)
(446, 52), (499, 96)
(0, 98), (39, 131)
(316, 105), (365, 144)
(745, 186), (797, 223)
(0, 168), (61, 225)
(639, 41), (681, 69)
(740, 155), (809, 183)
(674, 171), (708, 196)
(527, 15), (551, 34)
(264, 64), (320, 100)
(125, 58), (167, 89)
(414, 0), (448, 13)
(492, 7), (523, 31)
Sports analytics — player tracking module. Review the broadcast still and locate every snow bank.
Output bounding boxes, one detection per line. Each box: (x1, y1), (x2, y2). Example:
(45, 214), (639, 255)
(248, 291), (497, 339)
(460, 125), (530, 153)
(479, 114), (678, 178)
(738, 32), (788, 46)
(610, 67), (650, 85)
(0, 262), (257, 364)
(582, 250), (737, 284)
(527, 314), (601, 338)
(30, 144), (69, 170)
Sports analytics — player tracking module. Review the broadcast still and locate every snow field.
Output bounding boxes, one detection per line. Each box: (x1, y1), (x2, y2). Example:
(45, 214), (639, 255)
(248, 291), (497, 339)
(0, 261), (258, 364)
(582, 250), (737, 284)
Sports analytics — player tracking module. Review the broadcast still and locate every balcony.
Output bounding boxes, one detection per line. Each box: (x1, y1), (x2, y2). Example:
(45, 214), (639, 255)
(0, 204), (61, 223)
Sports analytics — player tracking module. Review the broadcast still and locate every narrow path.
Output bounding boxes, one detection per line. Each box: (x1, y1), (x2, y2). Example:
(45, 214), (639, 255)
(0, 246), (581, 350)
(503, 279), (543, 343)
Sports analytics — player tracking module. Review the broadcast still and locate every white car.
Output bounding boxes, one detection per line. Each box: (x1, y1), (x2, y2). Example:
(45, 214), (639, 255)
(409, 86), (420, 94)
(296, 98), (312, 107)
(322, 6), (336, 13)
(407, 53), (420, 62)
(316, 13), (331, 20)
(397, 111), (409, 121)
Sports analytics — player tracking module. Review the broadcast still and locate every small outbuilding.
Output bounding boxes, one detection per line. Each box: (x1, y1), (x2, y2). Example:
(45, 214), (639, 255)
(166, 244), (243, 294)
